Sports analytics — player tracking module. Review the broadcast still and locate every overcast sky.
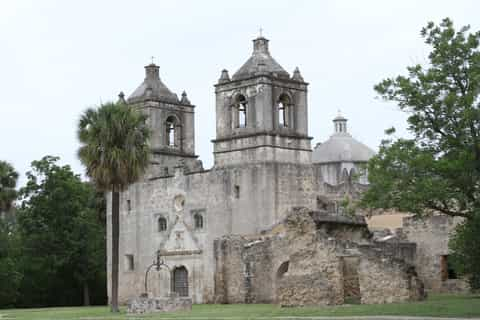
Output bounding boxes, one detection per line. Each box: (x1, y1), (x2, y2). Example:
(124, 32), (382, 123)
(1, 0), (478, 187)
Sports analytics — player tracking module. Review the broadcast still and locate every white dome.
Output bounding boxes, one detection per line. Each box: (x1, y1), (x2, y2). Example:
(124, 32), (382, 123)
(313, 114), (375, 164)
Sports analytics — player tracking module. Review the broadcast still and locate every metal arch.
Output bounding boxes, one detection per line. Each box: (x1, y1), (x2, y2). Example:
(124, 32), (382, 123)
(143, 250), (171, 295)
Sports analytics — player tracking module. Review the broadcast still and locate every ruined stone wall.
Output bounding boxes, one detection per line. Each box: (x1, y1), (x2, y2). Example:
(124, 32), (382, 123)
(213, 226), (345, 305)
(358, 258), (423, 304)
(370, 241), (416, 265)
(213, 236), (247, 303)
(242, 238), (275, 303)
(276, 236), (344, 306)
(357, 246), (425, 304)
(310, 211), (371, 243)
(212, 210), (423, 306)
(214, 235), (286, 304)
(402, 215), (469, 293)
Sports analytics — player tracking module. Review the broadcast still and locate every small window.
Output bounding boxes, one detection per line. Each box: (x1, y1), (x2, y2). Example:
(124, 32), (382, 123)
(125, 254), (134, 271)
(158, 217), (167, 232)
(194, 213), (203, 229)
(127, 199), (131, 212)
(164, 167), (169, 176)
(234, 185), (240, 199)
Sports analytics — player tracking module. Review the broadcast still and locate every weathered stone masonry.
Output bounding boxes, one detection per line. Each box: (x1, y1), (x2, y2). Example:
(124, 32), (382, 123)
(213, 209), (425, 305)
(401, 215), (469, 293)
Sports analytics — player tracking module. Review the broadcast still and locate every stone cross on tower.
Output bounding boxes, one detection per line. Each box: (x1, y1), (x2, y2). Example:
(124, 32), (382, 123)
(259, 27), (263, 37)
(150, 56), (155, 64)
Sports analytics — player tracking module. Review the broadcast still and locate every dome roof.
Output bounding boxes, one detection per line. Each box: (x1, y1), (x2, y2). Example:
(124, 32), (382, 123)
(127, 64), (179, 104)
(231, 36), (290, 81)
(313, 115), (375, 163)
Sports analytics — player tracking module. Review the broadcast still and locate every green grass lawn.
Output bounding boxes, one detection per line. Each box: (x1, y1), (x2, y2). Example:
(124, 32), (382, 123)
(1, 294), (479, 320)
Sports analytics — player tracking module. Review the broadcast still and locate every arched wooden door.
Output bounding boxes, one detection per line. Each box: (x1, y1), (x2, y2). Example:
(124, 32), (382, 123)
(172, 266), (189, 297)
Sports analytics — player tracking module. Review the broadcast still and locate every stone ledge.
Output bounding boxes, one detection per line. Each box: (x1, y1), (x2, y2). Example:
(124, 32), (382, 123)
(126, 295), (192, 314)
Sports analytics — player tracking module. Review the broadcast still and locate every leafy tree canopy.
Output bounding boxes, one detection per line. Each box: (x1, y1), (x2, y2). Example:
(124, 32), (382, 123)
(0, 219), (22, 307)
(360, 18), (480, 220)
(0, 160), (19, 213)
(77, 102), (150, 191)
(15, 156), (106, 307)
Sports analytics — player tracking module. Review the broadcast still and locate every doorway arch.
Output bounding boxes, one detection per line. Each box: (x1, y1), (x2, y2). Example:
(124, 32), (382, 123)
(172, 266), (189, 297)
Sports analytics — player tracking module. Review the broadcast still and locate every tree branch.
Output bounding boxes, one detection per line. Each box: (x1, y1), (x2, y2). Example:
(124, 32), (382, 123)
(426, 201), (470, 219)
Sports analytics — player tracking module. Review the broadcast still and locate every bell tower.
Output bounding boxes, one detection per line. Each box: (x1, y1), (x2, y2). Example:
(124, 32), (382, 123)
(127, 63), (201, 175)
(212, 36), (312, 167)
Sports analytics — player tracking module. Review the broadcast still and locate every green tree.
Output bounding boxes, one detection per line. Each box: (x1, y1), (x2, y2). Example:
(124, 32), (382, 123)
(0, 161), (21, 308)
(0, 219), (22, 307)
(0, 160), (19, 216)
(77, 102), (150, 312)
(360, 18), (480, 288)
(16, 156), (106, 307)
(361, 18), (480, 219)
(449, 213), (480, 289)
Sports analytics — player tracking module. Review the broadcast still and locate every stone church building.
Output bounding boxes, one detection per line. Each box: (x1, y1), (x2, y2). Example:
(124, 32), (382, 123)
(107, 36), (464, 305)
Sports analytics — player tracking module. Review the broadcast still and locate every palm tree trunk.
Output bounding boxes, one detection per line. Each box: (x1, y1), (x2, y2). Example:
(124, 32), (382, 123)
(111, 187), (120, 312)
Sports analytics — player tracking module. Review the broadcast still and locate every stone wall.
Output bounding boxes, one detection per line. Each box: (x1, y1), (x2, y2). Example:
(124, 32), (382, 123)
(276, 237), (344, 306)
(213, 209), (424, 306)
(127, 295), (192, 314)
(213, 236), (248, 304)
(402, 215), (469, 293)
(370, 241), (417, 265)
(357, 245), (425, 304)
(213, 211), (346, 306)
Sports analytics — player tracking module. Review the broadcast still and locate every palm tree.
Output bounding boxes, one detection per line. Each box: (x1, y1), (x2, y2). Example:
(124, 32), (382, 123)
(77, 102), (150, 312)
(0, 160), (18, 218)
